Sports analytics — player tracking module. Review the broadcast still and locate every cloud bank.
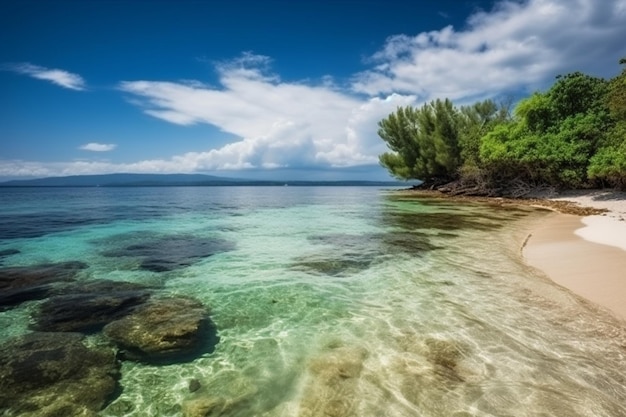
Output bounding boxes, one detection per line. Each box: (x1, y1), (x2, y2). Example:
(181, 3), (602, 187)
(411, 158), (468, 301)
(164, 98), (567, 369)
(3, 0), (626, 179)
(4, 62), (86, 91)
(353, 0), (626, 101)
(118, 53), (416, 171)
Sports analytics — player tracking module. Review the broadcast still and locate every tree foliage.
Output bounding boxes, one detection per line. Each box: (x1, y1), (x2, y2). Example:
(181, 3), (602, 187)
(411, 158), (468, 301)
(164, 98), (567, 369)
(378, 59), (626, 192)
(378, 99), (461, 182)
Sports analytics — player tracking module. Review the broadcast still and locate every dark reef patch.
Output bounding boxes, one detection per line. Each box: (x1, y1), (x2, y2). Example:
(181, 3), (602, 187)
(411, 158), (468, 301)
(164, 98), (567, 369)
(0, 332), (120, 416)
(101, 232), (235, 272)
(0, 261), (88, 310)
(0, 248), (20, 265)
(382, 211), (506, 232)
(309, 231), (442, 257)
(292, 254), (375, 277)
(33, 289), (150, 333)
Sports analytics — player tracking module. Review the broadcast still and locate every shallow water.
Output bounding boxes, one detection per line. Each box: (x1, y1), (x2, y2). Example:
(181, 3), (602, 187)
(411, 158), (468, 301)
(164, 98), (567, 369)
(1, 186), (625, 417)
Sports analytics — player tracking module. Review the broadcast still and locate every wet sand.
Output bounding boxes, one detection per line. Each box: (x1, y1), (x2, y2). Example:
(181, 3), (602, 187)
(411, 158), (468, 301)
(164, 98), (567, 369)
(523, 192), (626, 321)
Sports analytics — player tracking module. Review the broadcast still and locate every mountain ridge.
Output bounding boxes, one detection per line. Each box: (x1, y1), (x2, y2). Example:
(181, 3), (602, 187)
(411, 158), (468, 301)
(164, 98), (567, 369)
(0, 173), (405, 187)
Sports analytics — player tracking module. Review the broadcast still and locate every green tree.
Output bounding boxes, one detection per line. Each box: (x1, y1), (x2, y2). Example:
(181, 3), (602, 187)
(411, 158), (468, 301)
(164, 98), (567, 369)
(606, 58), (626, 121)
(378, 99), (462, 182)
(479, 72), (612, 188)
(458, 99), (510, 168)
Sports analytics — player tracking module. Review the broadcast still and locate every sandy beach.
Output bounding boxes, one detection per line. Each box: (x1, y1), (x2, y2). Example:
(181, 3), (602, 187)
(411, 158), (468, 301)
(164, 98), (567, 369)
(523, 190), (626, 321)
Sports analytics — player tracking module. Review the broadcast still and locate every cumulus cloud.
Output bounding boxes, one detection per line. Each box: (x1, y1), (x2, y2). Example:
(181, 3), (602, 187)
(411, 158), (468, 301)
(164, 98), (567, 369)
(3, 63), (86, 91)
(79, 143), (117, 152)
(118, 53), (417, 170)
(113, 0), (626, 175)
(352, 0), (626, 101)
(4, 0), (626, 179)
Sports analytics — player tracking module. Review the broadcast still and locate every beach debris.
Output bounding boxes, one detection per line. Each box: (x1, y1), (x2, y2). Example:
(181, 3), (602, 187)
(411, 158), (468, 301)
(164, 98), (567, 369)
(0, 331), (120, 416)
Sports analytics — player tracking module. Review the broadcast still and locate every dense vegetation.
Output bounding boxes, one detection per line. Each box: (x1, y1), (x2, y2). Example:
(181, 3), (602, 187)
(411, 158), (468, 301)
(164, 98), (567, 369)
(378, 59), (626, 194)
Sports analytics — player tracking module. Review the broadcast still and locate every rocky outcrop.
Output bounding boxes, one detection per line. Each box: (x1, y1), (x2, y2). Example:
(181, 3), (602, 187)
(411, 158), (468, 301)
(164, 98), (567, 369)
(102, 234), (235, 272)
(0, 332), (120, 416)
(104, 296), (218, 363)
(33, 289), (150, 333)
(0, 261), (87, 310)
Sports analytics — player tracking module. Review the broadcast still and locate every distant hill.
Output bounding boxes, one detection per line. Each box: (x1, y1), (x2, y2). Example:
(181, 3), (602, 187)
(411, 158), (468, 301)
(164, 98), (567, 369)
(0, 173), (405, 187)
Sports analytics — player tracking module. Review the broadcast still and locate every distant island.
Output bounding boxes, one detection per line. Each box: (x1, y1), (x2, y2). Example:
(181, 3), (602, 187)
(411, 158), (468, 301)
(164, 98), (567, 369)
(0, 173), (406, 188)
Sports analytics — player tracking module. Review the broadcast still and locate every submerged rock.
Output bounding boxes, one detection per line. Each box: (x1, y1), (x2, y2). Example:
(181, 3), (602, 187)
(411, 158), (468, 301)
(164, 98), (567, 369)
(0, 261), (87, 310)
(104, 296), (218, 363)
(422, 337), (467, 382)
(0, 332), (120, 416)
(292, 253), (374, 277)
(33, 289), (150, 333)
(181, 371), (258, 417)
(102, 233), (235, 272)
(297, 343), (368, 417)
(59, 279), (152, 294)
(0, 248), (20, 264)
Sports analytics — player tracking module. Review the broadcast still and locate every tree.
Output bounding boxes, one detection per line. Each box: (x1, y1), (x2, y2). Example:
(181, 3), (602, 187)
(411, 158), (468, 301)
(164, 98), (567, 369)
(606, 58), (626, 121)
(378, 99), (462, 183)
(377, 106), (421, 180)
(458, 99), (510, 168)
(479, 72), (612, 189)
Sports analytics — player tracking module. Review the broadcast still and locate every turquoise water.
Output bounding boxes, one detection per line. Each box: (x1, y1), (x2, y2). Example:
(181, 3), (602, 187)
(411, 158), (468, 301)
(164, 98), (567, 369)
(1, 186), (625, 417)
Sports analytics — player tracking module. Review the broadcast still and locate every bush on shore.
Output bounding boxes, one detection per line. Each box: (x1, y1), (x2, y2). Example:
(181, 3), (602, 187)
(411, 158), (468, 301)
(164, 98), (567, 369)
(378, 59), (626, 194)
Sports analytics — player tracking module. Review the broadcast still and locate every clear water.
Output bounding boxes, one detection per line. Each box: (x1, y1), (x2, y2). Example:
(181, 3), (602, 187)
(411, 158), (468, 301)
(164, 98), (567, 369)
(1, 186), (625, 417)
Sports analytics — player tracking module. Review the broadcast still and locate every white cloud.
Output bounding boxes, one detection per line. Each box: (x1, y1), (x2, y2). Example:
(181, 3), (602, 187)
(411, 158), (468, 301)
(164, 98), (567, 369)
(79, 143), (117, 152)
(352, 0), (626, 101)
(0, 89), (414, 179)
(4, 63), (86, 91)
(3, 0), (626, 179)
(118, 53), (417, 170)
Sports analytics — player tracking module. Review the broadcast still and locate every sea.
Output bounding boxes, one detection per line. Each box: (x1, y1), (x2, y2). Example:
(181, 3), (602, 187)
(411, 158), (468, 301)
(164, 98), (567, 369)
(1, 186), (625, 417)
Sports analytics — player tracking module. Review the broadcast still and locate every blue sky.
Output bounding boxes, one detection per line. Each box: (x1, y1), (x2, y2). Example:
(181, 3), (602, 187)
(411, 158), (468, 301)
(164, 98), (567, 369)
(2, 0), (626, 181)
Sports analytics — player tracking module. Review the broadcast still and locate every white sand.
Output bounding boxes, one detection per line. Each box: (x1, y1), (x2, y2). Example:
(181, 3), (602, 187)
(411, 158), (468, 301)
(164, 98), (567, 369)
(523, 190), (626, 321)
(551, 190), (626, 251)
(575, 215), (626, 251)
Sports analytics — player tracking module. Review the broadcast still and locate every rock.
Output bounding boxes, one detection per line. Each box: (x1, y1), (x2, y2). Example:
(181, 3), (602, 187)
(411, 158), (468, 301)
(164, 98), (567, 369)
(0, 261), (87, 310)
(59, 279), (152, 295)
(0, 248), (20, 264)
(189, 378), (202, 393)
(297, 343), (368, 417)
(102, 234), (235, 272)
(291, 254), (374, 276)
(0, 332), (120, 416)
(181, 371), (258, 417)
(422, 338), (466, 382)
(104, 296), (219, 363)
(0, 248), (21, 256)
(33, 290), (150, 333)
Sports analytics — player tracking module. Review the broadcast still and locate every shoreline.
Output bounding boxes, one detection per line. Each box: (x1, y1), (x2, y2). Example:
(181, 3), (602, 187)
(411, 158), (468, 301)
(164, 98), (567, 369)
(523, 212), (626, 321)
(400, 188), (626, 321)
(522, 190), (626, 321)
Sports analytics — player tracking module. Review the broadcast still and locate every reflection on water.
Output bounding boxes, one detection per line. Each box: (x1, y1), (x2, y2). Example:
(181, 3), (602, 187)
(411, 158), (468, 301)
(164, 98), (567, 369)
(0, 187), (625, 417)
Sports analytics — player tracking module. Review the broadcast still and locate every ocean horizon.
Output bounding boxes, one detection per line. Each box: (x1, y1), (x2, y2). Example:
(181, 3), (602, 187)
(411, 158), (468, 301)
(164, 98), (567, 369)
(1, 186), (625, 417)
